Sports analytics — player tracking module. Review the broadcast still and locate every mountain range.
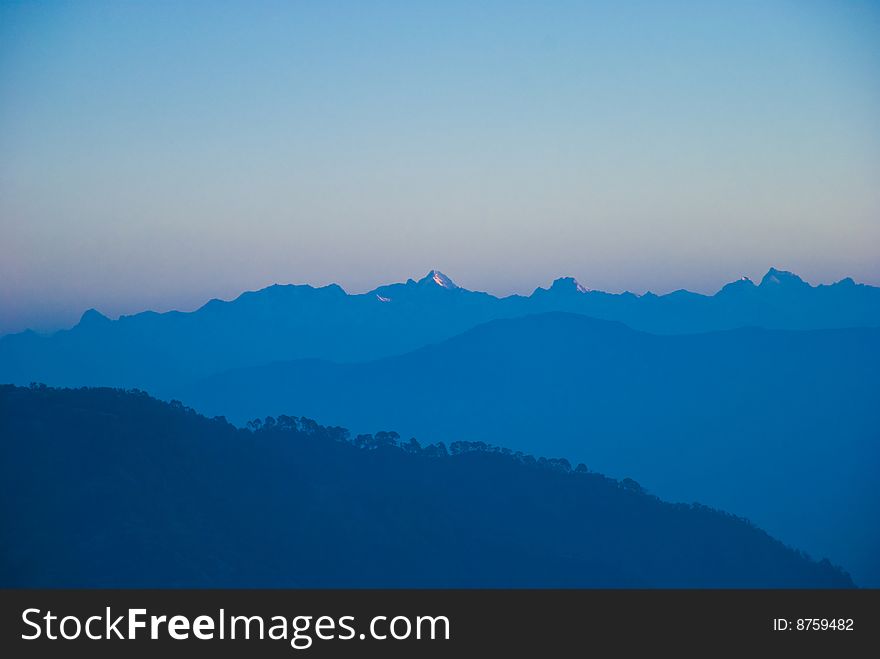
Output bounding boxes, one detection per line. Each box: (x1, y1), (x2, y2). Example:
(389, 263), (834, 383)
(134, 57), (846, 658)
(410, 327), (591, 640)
(0, 385), (853, 588)
(1, 267), (878, 586)
(180, 312), (880, 587)
(1, 268), (878, 394)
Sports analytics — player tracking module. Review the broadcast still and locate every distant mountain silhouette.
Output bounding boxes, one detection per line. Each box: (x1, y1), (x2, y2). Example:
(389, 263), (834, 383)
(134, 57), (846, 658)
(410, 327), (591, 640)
(181, 313), (880, 587)
(1, 268), (877, 393)
(0, 385), (853, 588)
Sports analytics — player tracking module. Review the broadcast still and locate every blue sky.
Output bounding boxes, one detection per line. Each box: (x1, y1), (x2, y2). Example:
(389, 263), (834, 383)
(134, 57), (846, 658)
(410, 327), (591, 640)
(1, 1), (879, 333)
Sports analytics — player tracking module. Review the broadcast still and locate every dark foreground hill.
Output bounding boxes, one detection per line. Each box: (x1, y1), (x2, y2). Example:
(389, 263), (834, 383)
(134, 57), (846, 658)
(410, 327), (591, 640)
(183, 312), (880, 587)
(0, 385), (852, 588)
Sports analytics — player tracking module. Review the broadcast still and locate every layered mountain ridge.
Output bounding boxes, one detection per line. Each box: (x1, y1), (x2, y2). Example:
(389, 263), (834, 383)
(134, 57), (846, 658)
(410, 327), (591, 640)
(2, 268), (877, 394)
(2, 268), (878, 585)
(0, 384), (854, 588)
(180, 312), (880, 586)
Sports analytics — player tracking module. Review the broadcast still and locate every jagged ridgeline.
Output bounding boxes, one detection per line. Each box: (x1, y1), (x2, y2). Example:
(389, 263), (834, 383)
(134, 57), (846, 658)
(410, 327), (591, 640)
(1, 268), (878, 394)
(0, 385), (852, 588)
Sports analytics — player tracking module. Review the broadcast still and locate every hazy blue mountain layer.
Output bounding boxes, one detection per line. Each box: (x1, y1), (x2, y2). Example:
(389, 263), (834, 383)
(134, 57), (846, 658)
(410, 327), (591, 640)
(182, 313), (880, 586)
(2, 268), (877, 393)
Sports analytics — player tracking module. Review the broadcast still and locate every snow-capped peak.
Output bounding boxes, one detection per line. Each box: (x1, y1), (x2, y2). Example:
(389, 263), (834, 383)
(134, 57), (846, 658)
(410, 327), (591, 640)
(717, 275), (756, 296)
(423, 270), (458, 289)
(548, 277), (590, 293)
(760, 267), (807, 288)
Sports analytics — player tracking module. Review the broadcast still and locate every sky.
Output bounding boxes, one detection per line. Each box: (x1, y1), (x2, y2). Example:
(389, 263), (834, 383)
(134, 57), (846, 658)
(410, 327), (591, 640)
(1, 0), (879, 334)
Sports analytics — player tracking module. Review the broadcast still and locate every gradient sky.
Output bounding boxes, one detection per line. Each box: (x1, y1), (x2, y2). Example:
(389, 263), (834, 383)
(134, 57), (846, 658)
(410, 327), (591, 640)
(2, 1), (879, 334)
